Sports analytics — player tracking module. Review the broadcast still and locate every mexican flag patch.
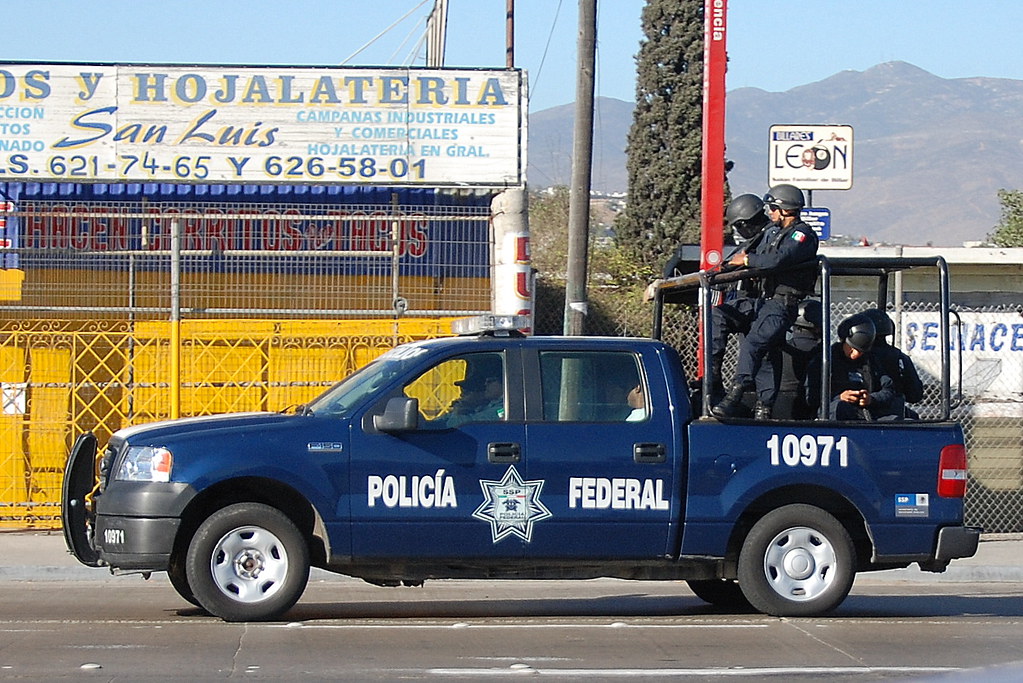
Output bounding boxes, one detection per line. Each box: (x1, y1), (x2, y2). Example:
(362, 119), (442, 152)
(790, 231), (806, 242)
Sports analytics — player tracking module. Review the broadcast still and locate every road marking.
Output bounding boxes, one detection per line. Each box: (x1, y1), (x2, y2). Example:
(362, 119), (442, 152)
(422, 666), (962, 677)
(270, 622), (770, 630)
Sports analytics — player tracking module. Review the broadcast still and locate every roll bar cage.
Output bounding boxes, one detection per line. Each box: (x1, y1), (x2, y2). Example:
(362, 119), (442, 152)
(650, 255), (956, 421)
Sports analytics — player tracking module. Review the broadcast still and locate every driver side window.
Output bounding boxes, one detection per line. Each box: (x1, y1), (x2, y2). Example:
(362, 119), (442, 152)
(404, 352), (506, 428)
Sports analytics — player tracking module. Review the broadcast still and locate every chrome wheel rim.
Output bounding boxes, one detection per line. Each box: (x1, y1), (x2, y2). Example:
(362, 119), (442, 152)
(762, 525), (837, 602)
(210, 525), (289, 603)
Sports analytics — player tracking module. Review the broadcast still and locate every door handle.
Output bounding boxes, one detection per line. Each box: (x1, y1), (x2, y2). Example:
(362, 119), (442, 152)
(634, 442), (666, 464)
(488, 442), (521, 463)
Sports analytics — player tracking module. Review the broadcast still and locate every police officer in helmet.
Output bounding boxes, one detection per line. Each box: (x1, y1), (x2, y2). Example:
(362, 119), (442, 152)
(712, 184), (820, 420)
(725, 193), (771, 243)
(806, 313), (898, 421)
(707, 194), (775, 404)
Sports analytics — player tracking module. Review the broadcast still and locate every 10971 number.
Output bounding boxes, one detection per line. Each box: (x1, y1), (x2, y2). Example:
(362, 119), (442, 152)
(767, 434), (849, 468)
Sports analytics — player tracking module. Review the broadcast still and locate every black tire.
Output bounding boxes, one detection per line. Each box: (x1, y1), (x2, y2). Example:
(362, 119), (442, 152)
(185, 503), (309, 622)
(737, 504), (855, 617)
(167, 551), (201, 608)
(686, 579), (751, 609)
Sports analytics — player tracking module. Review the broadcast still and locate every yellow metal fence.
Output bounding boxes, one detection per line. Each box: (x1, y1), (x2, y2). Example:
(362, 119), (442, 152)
(0, 317), (455, 529)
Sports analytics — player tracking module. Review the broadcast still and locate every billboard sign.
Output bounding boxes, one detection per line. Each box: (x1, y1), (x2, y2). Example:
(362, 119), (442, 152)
(0, 63), (525, 187)
(769, 124), (853, 190)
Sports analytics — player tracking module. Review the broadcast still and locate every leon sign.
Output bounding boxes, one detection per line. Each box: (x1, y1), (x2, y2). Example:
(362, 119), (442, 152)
(768, 124), (853, 190)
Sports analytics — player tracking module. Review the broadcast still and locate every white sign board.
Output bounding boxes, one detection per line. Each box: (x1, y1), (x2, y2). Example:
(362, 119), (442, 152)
(769, 124), (853, 190)
(0, 63), (525, 187)
(902, 310), (1023, 417)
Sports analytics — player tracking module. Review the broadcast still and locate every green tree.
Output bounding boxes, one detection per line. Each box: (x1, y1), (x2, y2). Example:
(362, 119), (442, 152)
(529, 188), (655, 336)
(988, 189), (1023, 247)
(617, 0), (708, 266)
(529, 187), (572, 280)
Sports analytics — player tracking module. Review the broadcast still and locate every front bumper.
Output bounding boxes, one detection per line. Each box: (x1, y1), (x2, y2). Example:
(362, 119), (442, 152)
(63, 432), (195, 571)
(89, 481), (195, 571)
(93, 514), (181, 571)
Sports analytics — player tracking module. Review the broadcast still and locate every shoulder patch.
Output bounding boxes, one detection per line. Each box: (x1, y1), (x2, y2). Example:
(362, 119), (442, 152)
(790, 231), (807, 242)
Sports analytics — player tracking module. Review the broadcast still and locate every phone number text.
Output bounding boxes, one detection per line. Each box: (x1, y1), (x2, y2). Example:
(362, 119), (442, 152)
(0, 153), (428, 182)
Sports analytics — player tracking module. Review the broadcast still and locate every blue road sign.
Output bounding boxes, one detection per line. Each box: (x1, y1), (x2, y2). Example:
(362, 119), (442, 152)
(802, 207), (831, 240)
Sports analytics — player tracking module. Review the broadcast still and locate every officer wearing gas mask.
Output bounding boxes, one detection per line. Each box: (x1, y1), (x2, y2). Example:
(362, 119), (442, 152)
(706, 193), (774, 405)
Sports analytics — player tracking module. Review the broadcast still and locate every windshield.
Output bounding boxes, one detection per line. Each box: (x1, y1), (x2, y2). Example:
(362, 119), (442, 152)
(304, 343), (431, 418)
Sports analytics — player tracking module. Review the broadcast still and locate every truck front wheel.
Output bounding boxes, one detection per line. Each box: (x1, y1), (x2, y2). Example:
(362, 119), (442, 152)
(185, 503), (310, 622)
(737, 504), (855, 617)
(167, 551), (200, 608)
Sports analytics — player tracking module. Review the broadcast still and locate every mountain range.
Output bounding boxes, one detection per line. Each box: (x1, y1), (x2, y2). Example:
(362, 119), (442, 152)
(526, 61), (1023, 246)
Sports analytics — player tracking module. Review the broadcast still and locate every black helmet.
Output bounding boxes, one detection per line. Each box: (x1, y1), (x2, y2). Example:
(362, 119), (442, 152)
(763, 184), (805, 211)
(861, 308), (895, 338)
(725, 194), (768, 240)
(794, 299), (823, 330)
(725, 194), (765, 226)
(837, 314), (875, 352)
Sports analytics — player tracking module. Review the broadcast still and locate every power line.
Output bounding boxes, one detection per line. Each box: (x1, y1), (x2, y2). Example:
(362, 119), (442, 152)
(340, 0), (433, 65)
(529, 0), (564, 105)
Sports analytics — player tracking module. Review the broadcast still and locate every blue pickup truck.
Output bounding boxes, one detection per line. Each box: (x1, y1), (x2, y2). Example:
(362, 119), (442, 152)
(62, 256), (980, 621)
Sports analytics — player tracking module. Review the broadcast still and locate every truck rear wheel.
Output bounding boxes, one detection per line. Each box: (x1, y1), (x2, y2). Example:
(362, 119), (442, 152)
(686, 579), (751, 609)
(737, 504), (855, 617)
(185, 503), (309, 622)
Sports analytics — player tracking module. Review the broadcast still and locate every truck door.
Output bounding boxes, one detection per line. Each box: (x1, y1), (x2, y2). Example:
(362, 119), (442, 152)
(522, 349), (679, 559)
(348, 350), (528, 559)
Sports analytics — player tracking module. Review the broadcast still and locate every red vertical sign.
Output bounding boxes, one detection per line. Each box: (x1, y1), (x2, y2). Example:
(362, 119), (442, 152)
(700, 0), (727, 271)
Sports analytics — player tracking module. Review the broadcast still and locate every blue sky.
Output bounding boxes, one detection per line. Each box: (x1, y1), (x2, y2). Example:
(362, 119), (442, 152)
(3, 1), (1023, 111)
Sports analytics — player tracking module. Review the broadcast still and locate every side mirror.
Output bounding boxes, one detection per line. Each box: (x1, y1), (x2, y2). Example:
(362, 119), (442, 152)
(373, 397), (419, 432)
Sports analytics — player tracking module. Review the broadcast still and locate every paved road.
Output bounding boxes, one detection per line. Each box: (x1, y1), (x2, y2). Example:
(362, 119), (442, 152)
(1, 576), (1022, 681)
(1, 532), (1021, 681)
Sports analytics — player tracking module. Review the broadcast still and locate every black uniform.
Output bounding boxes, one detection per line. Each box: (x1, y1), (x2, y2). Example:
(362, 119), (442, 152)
(710, 232), (765, 371)
(870, 340), (924, 418)
(773, 325), (821, 419)
(730, 219), (819, 404)
(806, 342), (898, 421)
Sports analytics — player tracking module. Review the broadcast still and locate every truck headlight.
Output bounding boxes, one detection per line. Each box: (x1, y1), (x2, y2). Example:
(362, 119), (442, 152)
(115, 446), (173, 483)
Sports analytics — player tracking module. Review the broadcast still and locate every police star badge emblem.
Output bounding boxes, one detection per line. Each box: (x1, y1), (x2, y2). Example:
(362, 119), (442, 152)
(472, 465), (552, 543)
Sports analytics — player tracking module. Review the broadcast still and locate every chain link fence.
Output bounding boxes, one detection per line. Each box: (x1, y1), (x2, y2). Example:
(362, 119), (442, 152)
(0, 192), (492, 528)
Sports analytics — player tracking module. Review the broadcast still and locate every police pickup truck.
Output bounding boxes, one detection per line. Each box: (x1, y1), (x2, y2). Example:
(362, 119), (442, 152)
(62, 256), (979, 621)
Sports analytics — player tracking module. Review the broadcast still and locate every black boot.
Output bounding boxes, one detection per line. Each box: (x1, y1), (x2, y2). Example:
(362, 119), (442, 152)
(754, 401), (773, 421)
(712, 383), (748, 418)
(709, 361), (725, 405)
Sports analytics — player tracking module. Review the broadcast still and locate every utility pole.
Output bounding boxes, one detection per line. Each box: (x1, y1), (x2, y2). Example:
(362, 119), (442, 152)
(506, 0), (514, 68)
(563, 0), (596, 335)
(426, 0), (449, 67)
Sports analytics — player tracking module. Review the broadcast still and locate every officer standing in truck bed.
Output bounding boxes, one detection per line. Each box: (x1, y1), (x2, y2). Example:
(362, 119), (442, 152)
(712, 184), (819, 420)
